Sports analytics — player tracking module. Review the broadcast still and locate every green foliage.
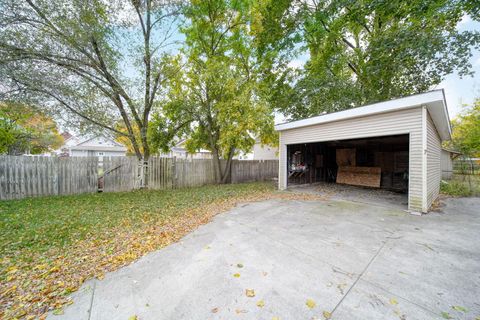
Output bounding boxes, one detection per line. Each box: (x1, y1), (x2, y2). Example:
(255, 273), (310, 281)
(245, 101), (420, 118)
(149, 0), (275, 182)
(254, 0), (480, 119)
(440, 179), (472, 197)
(448, 99), (480, 157)
(440, 175), (480, 197)
(0, 102), (63, 155)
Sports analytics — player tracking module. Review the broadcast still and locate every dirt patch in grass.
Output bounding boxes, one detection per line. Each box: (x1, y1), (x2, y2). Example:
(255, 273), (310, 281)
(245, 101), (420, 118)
(0, 182), (323, 319)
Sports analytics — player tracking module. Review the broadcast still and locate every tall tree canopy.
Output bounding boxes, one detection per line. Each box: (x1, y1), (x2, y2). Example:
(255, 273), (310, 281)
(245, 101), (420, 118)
(254, 0), (480, 119)
(447, 99), (480, 157)
(0, 0), (181, 159)
(149, 0), (275, 183)
(0, 102), (63, 155)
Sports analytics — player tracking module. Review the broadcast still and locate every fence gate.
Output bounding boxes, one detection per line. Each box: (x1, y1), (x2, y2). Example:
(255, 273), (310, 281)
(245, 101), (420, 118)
(102, 157), (138, 193)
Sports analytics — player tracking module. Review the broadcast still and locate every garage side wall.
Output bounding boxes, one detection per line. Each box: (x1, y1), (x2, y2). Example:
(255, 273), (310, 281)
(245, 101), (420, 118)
(426, 112), (442, 209)
(279, 108), (424, 212)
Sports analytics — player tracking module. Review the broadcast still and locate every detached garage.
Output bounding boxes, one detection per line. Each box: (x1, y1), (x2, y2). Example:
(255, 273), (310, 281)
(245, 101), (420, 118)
(275, 90), (451, 213)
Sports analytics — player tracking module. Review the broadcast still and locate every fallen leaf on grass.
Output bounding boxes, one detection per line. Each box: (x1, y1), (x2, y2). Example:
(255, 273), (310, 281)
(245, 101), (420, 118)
(52, 309), (64, 315)
(452, 305), (468, 313)
(306, 299), (316, 309)
(246, 289), (255, 297)
(257, 300), (265, 308)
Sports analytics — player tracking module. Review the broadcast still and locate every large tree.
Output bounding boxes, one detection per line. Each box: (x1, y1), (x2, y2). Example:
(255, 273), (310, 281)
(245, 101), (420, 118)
(0, 102), (63, 155)
(149, 0), (275, 183)
(0, 0), (181, 160)
(253, 0), (480, 119)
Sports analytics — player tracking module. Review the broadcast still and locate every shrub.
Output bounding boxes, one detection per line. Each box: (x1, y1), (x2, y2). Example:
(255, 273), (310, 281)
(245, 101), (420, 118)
(440, 180), (472, 197)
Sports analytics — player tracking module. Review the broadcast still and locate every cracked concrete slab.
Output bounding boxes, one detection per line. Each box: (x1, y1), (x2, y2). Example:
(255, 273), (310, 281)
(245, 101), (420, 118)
(49, 195), (480, 320)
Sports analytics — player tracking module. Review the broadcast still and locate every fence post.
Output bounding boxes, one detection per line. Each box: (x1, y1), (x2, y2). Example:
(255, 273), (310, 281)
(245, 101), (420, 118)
(171, 156), (177, 189)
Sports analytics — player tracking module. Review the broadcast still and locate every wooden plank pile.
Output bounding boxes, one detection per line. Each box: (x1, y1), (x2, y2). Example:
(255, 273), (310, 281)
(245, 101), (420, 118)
(336, 166), (381, 188)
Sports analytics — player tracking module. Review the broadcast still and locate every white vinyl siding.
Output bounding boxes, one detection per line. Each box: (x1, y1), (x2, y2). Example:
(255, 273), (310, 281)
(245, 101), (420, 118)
(253, 144), (279, 160)
(426, 112), (442, 209)
(441, 150), (453, 179)
(279, 107), (425, 212)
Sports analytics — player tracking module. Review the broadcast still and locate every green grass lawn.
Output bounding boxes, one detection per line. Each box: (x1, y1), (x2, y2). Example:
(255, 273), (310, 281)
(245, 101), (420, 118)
(0, 182), (278, 319)
(0, 182), (275, 263)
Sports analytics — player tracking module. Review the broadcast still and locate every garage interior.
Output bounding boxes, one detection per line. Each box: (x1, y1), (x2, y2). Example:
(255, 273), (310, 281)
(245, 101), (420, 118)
(287, 134), (409, 192)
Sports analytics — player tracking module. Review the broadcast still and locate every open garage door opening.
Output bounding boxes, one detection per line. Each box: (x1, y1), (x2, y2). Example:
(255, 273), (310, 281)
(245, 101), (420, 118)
(287, 134), (410, 193)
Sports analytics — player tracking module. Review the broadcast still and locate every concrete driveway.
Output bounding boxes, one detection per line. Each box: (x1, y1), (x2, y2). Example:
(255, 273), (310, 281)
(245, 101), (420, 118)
(51, 195), (480, 320)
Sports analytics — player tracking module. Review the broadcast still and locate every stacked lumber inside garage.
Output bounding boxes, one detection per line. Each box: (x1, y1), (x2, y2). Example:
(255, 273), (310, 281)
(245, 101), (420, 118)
(336, 166), (381, 187)
(336, 148), (381, 188)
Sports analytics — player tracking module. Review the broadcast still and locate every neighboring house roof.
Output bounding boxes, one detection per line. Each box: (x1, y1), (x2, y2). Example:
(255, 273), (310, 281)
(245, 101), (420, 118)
(67, 136), (127, 152)
(275, 90), (451, 141)
(441, 148), (462, 155)
(61, 132), (73, 141)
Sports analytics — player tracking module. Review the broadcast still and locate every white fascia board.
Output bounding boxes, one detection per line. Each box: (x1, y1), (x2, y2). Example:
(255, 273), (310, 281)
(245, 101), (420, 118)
(275, 90), (446, 132)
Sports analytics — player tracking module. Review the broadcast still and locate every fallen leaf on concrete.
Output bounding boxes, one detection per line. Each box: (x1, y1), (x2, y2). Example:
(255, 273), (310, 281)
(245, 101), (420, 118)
(272, 317), (280, 320)
(235, 309), (247, 314)
(237, 263), (244, 268)
(306, 299), (316, 309)
(452, 305), (468, 313)
(246, 289), (255, 297)
(323, 310), (332, 319)
(389, 298), (398, 305)
(441, 312), (453, 319)
(128, 316), (138, 320)
(233, 273), (240, 278)
(337, 283), (347, 295)
(52, 309), (64, 315)
(257, 300), (265, 308)
(211, 307), (219, 313)
(262, 271), (268, 276)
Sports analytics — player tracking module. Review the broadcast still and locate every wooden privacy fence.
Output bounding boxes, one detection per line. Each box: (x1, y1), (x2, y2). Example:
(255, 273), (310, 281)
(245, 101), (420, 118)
(0, 156), (98, 200)
(231, 160), (278, 183)
(0, 156), (278, 200)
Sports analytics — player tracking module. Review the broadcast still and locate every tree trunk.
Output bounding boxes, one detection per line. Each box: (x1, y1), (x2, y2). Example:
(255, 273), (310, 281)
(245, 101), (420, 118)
(212, 148), (222, 184)
(220, 147), (235, 184)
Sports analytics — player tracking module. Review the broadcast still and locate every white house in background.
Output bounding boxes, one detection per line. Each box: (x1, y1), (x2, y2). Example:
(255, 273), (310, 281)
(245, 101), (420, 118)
(57, 133), (127, 157)
(253, 138), (278, 160)
(162, 139), (212, 159)
(440, 148), (461, 180)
